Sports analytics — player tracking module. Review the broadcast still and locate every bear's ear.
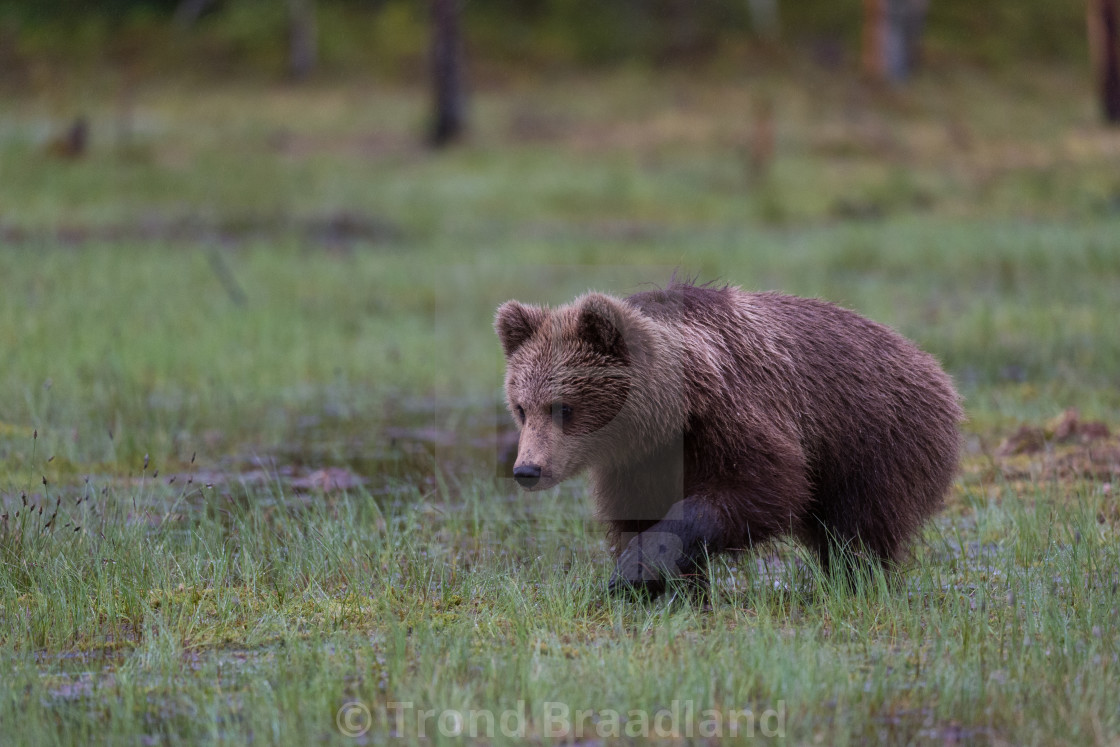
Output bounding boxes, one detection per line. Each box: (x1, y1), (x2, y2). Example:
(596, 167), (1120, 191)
(495, 300), (547, 357)
(576, 293), (632, 361)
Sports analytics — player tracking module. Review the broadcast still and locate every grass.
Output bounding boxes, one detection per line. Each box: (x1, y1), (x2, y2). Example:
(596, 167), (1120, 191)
(3, 455), (1118, 744)
(1, 61), (1119, 744)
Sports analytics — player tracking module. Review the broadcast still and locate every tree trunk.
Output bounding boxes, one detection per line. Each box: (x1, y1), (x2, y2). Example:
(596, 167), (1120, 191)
(1088, 0), (1120, 123)
(288, 0), (317, 80)
(861, 0), (886, 80)
(173, 0), (215, 27)
(429, 0), (466, 148)
(746, 0), (780, 40)
(862, 0), (928, 83)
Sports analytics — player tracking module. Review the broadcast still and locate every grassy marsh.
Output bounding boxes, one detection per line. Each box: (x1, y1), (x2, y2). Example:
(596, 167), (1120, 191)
(1, 65), (1119, 744)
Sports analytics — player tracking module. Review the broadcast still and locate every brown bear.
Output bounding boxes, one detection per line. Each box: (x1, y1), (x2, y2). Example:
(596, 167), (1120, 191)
(495, 280), (962, 596)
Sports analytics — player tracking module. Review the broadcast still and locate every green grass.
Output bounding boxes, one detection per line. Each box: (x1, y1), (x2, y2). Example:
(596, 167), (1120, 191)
(3, 461), (1118, 744)
(2, 64), (1119, 744)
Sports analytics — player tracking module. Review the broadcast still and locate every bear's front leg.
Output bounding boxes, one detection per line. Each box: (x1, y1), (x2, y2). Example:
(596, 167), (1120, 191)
(608, 498), (726, 598)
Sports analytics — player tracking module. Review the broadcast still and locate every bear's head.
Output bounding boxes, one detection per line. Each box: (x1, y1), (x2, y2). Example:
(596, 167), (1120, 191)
(495, 292), (663, 491)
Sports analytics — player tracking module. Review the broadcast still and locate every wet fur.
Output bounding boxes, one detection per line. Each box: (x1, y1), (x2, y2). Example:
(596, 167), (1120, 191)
(496, 281), (963, 593)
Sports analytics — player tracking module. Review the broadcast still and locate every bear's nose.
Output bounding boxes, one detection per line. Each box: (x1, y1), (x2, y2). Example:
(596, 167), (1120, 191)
(513, 464), (542, 488)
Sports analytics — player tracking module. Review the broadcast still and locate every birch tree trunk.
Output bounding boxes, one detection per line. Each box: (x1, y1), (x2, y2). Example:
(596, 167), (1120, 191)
(862, 0), (928, 84)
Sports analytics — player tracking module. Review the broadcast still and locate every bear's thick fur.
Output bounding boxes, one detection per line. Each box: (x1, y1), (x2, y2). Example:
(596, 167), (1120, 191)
(495, 281), (962, 596)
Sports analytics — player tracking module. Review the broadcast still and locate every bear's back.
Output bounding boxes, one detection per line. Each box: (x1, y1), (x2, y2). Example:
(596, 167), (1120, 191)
(625, 281), (961, 477)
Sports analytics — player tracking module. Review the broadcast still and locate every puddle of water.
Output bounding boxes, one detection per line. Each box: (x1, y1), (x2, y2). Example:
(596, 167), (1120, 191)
(0, 210), (402, 250)
(0, 399), (521, 514)
(273, 401), (519, 490)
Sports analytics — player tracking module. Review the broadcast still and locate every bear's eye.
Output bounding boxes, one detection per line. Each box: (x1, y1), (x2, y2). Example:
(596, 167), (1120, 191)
(515, 405), (526, 423)
(551, 403), (573, 428)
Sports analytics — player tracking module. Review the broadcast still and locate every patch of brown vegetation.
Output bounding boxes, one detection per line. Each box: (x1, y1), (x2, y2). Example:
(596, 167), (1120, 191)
(992, 409), (1119, 483)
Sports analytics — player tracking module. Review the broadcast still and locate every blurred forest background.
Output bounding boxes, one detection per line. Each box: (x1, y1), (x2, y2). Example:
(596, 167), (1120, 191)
(0, 0), (1101, 75)
(0, 1), (1115, 118)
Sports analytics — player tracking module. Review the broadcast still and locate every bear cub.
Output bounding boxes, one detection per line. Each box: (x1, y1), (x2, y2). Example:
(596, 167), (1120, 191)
(495, 280), (962, 597)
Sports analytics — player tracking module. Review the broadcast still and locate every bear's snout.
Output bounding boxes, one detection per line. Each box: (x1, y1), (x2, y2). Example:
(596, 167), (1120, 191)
(513, 463), (542, 488)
